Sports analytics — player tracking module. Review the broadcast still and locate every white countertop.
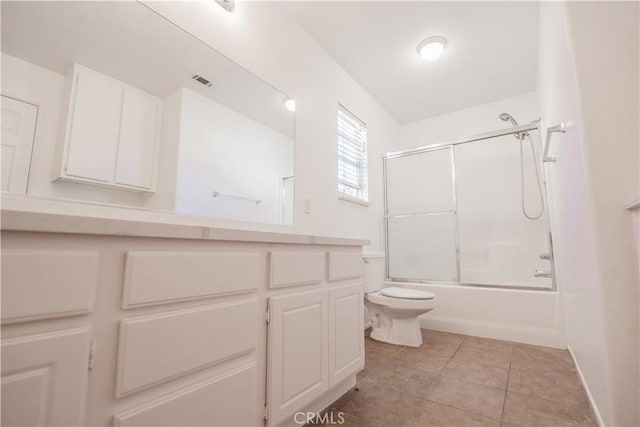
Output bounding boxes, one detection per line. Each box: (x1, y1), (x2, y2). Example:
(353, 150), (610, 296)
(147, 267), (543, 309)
(0, 194), (369, 246)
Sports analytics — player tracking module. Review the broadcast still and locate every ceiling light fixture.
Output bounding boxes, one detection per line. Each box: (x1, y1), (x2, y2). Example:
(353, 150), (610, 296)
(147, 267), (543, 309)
(417, 36), (447, 61)
(215, 0), (235, 13)
(283, 98), (296, 112)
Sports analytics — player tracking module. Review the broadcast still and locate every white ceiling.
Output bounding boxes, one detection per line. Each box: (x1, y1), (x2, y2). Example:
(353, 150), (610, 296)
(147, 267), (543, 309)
(1, 1), (295, 137)
(278, 1), (539, 124)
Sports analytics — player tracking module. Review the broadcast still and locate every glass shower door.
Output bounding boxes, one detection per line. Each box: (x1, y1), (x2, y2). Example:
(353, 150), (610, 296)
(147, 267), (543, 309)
(454, 133), (551, 288)
(385, 146), (458, 282)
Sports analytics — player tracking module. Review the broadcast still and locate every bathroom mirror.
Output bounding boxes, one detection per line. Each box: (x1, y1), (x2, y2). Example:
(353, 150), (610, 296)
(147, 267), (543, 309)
(1, 1), (295, 226)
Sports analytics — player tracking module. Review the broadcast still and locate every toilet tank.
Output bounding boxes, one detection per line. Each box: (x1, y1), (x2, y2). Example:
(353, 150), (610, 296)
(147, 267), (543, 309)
(363, 252), (385, 293)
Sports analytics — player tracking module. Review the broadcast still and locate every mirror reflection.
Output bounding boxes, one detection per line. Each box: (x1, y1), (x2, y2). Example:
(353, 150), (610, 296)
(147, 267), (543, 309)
(1, 1), (295, 226)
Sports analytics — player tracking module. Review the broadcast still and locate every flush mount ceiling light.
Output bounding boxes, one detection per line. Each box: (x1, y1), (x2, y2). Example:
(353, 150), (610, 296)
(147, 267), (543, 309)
(283, 98), (296, 112)
(417, 36), (447, 61)
(215, 0), (235, 13)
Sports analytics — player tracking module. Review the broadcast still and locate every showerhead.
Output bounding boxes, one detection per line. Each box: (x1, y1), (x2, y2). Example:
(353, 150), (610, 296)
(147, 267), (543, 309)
(499, 112), (527, 139)
(499, 112), (518, 127)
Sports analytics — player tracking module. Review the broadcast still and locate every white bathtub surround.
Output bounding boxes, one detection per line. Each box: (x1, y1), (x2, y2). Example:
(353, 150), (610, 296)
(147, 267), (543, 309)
(362, 251), (564, 348)
(1, 197), (366, 426)
(399, 282), (566, 348)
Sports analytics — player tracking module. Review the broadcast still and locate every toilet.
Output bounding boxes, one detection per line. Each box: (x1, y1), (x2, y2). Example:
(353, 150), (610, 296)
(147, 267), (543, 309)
(363, 253), (435, 347)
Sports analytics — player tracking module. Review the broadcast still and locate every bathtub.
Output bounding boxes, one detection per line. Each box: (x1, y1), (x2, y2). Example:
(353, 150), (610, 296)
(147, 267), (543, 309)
(386, 280), (566, 348)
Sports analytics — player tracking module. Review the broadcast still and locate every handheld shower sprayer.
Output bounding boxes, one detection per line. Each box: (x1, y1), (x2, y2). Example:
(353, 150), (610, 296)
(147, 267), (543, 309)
(499, 113), (529, 139)
(498, 112), (543, 220)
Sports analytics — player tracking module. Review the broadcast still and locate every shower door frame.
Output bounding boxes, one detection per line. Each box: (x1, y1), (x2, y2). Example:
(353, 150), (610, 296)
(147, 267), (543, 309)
(383, 121), (557, 292)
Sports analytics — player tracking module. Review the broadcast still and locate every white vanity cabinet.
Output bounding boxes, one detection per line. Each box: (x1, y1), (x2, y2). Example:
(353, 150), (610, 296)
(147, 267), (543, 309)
(266, 251), (364, 426)
(56, 65), (160, 191)
(0, 202), (366, 427)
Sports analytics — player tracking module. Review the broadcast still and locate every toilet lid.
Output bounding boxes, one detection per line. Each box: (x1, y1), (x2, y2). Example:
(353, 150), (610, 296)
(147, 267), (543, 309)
(380, 287), (434, 300)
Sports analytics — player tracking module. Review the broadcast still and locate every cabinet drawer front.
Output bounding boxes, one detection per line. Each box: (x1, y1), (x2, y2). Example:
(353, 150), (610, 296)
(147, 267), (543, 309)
(328, 251), (363, 281)
(122, 251), (260, 308)
(65, 69), (123, 182)
(116, 300), (257, 396)
(1, 250), (99, 323)
(114, 364), (257, 427)
(269, 252), (325, 288)
(1, 327), (91, 426)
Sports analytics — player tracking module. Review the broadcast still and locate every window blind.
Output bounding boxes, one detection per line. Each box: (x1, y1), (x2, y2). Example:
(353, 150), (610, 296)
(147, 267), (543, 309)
(337, 106), (368, 203)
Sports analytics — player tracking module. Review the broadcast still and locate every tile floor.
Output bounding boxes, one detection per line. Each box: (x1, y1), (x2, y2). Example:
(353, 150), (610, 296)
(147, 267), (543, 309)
(326, 329), (596, 426)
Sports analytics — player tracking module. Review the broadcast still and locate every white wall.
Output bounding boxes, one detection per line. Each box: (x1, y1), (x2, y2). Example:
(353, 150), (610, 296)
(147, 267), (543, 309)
(142, 1), (398, 251)
(398, 92), (539, 149)
(175, 87), (293, 225)
(539, 2), (639, 425)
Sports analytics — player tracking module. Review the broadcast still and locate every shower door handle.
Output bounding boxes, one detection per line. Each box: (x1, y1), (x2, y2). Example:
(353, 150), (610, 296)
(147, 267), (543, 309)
(534, 270), (552, 278)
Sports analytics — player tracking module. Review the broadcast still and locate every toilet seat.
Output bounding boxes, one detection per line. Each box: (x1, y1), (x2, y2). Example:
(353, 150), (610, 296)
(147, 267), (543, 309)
(380, 287), (434, 300)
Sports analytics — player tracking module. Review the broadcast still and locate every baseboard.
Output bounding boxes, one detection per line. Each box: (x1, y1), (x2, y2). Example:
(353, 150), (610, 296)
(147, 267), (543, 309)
(567, 346), (604, 427)
(419, 315), (566, 348)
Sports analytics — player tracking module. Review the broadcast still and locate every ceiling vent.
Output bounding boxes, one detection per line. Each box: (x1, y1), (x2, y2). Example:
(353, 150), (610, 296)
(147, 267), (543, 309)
(192, 74), (212, 87)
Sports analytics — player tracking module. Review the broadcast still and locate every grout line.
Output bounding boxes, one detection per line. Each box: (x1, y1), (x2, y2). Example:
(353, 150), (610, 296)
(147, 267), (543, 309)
(499, 346), (513, 424)
(424, 334), (466, 396)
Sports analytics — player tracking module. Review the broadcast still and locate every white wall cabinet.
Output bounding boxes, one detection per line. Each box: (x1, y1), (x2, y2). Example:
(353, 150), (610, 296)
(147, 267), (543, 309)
(57, 65), (160, 191)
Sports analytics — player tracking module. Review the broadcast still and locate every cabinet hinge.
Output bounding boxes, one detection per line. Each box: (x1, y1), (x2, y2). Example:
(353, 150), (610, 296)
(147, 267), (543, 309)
(88, 338), (97, 371)
(263, 403), (269, 422)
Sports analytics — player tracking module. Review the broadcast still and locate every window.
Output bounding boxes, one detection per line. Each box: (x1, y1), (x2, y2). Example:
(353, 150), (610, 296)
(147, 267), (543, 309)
(337, 105), (368, 204)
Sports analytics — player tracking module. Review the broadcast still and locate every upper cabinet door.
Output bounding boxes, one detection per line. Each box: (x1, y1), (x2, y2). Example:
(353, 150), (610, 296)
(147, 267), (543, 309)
(115, 89), (159, 189)
(65, 69), (123, 182)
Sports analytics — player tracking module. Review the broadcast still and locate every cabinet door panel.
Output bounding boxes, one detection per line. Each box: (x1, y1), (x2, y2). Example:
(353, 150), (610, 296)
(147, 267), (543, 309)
(1, 327), (91, 426)
(329, 282), (364, 387)
(268, 289), (328, 426)
(115, 89), (158, 189)
(65, 70), (123, 182)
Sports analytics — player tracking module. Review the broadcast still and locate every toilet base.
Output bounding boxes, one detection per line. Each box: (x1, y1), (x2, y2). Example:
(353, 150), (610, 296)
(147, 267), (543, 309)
(369, 315), (423, 347)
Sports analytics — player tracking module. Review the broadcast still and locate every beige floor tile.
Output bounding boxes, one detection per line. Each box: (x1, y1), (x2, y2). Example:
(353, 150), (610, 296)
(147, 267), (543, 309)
(414, 340), (462, 358)
(421, 329), (466, 346)
(451, 345), (512, 369)
(391, 347), (451, 375)
(502, 392), (596, 426)
(461, 336), (513, 355)
(508, 367), (591, 414)
(365, 337), (405, 356)
(425, 376), (506, 420)
(361, 344), (399, 376)
(359, 363), (436, 400)
(441, 357), (510, 390)
(338, 381), (432, 427)
(414, 400), (500, 427)
(511, 345), (576, 374)
(313, 409), (375, 427)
